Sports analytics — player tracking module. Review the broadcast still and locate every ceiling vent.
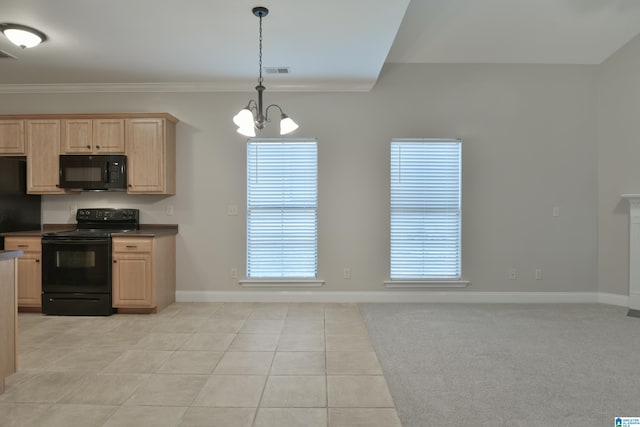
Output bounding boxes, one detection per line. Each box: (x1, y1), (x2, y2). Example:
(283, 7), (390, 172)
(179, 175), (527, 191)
(263, 67), (290, 75)
(0, 50), (17, 59)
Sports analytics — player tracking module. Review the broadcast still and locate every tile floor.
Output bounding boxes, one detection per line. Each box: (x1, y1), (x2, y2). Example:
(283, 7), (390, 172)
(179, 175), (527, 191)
(0, 302), (402, 427)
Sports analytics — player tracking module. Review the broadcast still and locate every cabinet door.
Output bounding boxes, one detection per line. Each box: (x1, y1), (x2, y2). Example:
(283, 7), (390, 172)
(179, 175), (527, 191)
(16, 254), (42, 308)
(125, 118), (166, 193)
(26, 120), (65, 194)
(94, 119), (125, 153)
(112, 253), (153, 307)
(0, 120), (25, 155)
(61, 119), (93, 153)
(0, 258), (17, 381)
(5, 237), (43, 309)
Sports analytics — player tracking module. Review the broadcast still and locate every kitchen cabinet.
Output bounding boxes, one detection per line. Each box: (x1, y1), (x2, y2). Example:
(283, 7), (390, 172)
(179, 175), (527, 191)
(125, 118), (176, 194)
(26, 120), (65, 194)
(4, 236), (42, 310)
(0, 120), (25, 155)
(0, 113), (178, 195)
(61, 118), (125, 154)
(0, 253), (19, 394)
(112, 235), (175, 312)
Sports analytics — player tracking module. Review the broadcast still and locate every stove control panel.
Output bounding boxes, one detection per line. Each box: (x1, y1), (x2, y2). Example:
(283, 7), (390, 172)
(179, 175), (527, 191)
(76, 208), (140, 223)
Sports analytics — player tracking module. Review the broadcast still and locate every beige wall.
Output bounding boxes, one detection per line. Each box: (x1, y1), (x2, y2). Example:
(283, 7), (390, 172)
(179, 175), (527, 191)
(0, 62), (600, 296)
(598, 33), (640, 296)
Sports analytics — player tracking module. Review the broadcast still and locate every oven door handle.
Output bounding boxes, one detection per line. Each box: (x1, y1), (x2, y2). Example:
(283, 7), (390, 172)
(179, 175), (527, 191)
(42, 239), (110, 245)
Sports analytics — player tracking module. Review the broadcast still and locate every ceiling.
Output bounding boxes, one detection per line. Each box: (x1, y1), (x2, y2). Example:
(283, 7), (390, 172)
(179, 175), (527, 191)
(1, 0), (640, 93)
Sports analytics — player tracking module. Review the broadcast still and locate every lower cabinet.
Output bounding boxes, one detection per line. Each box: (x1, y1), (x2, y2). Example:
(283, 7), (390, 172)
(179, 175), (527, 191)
(112, 235), (175, 312)
(4, 237), (42, 310)
(0, 256), (18, 394)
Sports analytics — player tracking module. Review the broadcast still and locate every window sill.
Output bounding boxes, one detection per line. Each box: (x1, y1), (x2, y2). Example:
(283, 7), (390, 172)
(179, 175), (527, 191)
(384, 280), (470, 288)
(239, 279), (325, 288)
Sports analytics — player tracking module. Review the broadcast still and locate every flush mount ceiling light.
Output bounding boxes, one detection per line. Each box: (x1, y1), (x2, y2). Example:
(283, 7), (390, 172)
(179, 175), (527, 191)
(0, 23), (47, 49)
(233, 6), (298, 137)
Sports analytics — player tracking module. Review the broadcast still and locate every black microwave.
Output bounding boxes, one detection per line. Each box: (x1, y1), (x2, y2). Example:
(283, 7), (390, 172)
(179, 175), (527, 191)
(59, 155), (127, 191)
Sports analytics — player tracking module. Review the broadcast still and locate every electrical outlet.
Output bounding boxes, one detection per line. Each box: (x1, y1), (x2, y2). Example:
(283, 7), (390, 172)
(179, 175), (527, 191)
(231, 268), (238, 279)
(509, 269), (517, 280)
(553, 207), (560, 217)
(166, 205), (174, 216)
(227, 205), (239, 216)
(535, 269), (543, 280)
(70, 205), (77, 216)
(343, 268), (351, 279)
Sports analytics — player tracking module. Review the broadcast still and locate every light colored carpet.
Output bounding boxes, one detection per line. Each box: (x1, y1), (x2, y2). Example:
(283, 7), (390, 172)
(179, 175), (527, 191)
(359, 303), (640, 427)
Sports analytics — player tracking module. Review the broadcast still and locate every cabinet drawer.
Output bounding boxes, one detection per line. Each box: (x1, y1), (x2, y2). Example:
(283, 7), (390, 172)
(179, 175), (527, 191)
(112, 238), (152, 253)
(5, 237), (41, 253)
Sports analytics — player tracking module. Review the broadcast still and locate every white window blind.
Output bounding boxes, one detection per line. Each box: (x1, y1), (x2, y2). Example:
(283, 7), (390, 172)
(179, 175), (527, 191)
(390, 139), (461, 279)
(247, 139), (318, 278)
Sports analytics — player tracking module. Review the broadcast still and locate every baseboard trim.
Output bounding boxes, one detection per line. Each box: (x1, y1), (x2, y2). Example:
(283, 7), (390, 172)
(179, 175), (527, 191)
(175, 290), (626, 305)
(597, 292), (629, 307)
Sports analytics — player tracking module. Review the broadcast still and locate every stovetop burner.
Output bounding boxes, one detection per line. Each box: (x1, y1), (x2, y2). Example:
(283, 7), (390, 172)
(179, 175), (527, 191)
(43, 208), (140, 239)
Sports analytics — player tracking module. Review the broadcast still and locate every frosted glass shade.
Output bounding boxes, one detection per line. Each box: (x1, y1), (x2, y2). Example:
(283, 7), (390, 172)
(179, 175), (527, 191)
(2, 27), (44, 48)
(237, 126), (256, 137)
(279, 116), (299, 135)
(233, 108), (255, 129)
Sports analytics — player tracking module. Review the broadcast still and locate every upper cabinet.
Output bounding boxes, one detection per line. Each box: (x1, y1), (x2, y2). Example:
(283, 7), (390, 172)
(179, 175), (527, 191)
(61, 118), (125, 154)
(26, 120), (65, 194)
(126, 118), (176, 195)
(95, 119), (126, 153)
(0, 113), (178, 196)
(0, 120), (26, 155)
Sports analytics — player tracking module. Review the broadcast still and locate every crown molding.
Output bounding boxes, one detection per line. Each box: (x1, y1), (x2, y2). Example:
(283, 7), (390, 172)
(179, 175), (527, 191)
(0, 80), (374, 94)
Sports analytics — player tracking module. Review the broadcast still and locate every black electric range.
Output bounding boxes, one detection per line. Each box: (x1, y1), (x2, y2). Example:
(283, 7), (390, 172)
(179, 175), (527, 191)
(41, 208), (139, 316)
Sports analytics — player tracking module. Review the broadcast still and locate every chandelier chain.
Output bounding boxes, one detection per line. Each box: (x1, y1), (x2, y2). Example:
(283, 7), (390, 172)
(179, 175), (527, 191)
(258, 14), (263, 86)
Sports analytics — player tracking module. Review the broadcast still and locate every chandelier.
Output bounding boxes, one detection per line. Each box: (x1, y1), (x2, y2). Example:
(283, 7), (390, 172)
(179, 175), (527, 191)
(233, 7), (298, 137)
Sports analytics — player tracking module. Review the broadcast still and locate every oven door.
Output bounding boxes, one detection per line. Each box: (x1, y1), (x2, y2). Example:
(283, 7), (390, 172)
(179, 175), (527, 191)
(41, 238), (112, 293)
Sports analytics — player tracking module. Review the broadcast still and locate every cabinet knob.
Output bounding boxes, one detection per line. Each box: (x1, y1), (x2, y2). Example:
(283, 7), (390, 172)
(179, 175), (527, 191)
(128, 184), (132, 188)
(35, 259), (40, 263)
(96, 145), (101, 149)
(86, 145), (91, 149)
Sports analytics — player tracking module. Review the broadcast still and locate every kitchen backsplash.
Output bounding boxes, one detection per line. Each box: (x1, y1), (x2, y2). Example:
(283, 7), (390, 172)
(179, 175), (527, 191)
(42, 193), (178, 224)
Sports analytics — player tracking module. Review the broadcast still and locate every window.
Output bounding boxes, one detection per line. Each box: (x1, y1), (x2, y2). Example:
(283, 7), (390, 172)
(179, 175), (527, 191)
(247, 139), (318, 278)
(390, 139), (461, 279)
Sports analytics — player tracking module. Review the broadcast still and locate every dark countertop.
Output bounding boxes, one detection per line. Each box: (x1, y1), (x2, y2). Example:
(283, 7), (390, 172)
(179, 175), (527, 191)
(0, 250), (23, 260)
(1, 224), (178, 237)
(113, 225), (179, 237)
(0, 230), (44, 237)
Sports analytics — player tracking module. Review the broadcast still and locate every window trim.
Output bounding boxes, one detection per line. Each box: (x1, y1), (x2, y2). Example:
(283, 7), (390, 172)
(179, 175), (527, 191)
(384, 279), (469, 288)
(239, 279), (325, 287)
